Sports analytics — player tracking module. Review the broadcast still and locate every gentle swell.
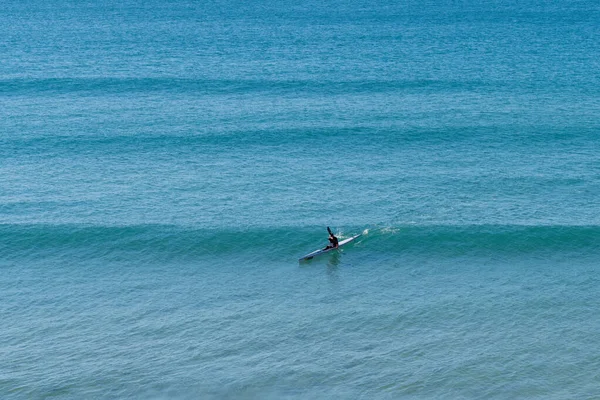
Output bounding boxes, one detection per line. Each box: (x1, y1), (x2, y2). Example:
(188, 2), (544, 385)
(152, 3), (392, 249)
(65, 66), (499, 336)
(2, 224), (600, 264)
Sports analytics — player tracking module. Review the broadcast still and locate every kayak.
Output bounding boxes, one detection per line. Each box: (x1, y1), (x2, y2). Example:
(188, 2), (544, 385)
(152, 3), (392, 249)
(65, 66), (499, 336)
(298, 234), (362, 261)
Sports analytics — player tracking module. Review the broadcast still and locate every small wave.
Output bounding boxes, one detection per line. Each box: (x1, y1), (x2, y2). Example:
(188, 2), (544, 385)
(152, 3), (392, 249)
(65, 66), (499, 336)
(2, 224), (600, 264)
(0, 77), (486, 97)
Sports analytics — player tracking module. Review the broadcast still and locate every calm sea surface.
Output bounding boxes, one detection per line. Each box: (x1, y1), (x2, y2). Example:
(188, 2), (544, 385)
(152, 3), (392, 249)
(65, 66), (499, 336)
(2, 0), (600, 398)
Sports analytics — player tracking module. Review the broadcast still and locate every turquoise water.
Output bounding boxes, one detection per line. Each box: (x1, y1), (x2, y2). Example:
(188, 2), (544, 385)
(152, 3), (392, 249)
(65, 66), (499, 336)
(2, 0), (600, 398)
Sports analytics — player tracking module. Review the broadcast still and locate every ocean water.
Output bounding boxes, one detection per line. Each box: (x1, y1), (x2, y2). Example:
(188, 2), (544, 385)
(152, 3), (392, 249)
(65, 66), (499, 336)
(2, 0), (600, 398)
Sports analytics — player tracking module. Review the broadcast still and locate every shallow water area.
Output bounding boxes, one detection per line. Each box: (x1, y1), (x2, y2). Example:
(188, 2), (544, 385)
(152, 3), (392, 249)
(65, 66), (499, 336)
(3, 227), (600, 398)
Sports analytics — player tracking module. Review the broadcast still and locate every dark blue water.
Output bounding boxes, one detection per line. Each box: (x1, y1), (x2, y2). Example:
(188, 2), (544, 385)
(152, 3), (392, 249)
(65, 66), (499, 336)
(2, 0), (600, 398)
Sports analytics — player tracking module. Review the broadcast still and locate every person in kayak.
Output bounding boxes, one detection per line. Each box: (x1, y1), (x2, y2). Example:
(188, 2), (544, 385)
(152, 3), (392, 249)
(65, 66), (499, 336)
(324, 228), (339, 250)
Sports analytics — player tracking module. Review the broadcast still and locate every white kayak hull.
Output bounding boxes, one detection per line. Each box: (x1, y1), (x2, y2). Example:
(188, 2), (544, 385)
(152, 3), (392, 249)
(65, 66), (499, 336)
(299, 234), (362, 261)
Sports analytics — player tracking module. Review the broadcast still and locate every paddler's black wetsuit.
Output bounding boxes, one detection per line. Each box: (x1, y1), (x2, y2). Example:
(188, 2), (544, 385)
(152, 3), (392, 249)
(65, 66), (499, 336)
(325, 233), (339, 250)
